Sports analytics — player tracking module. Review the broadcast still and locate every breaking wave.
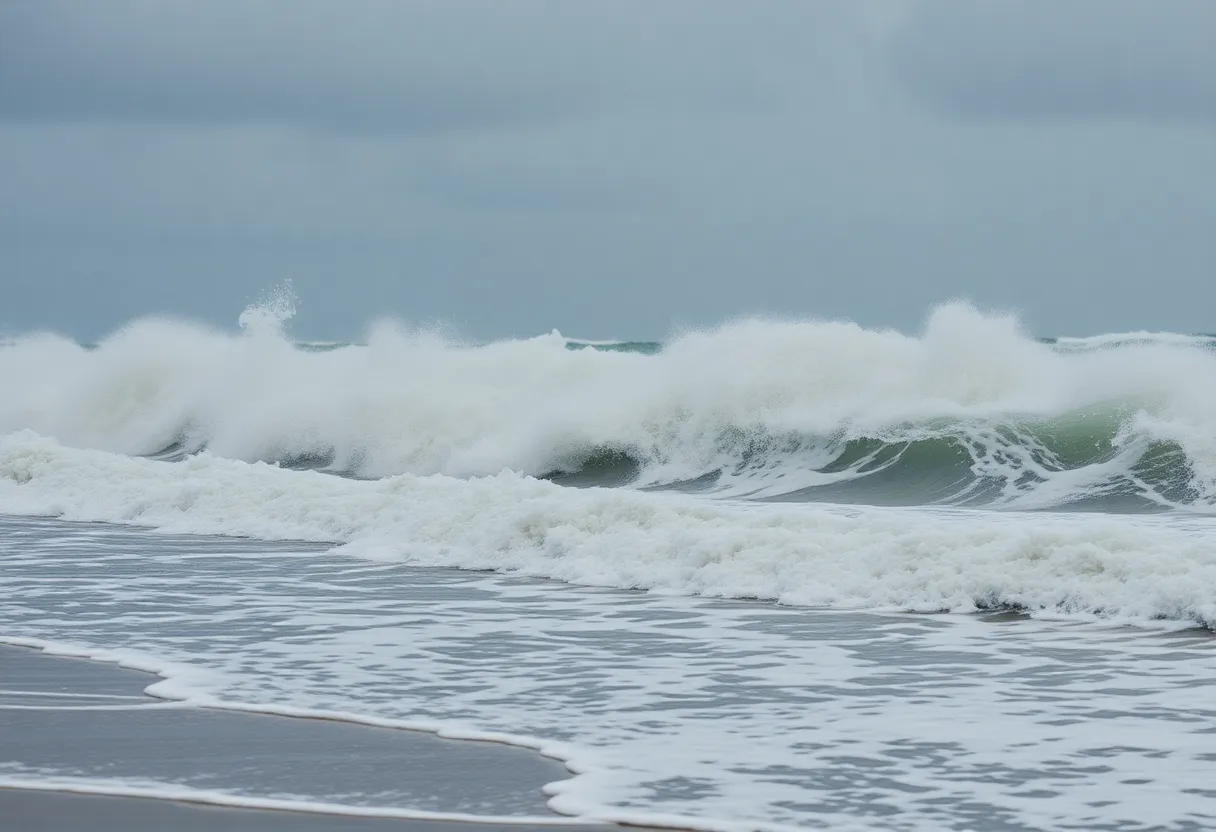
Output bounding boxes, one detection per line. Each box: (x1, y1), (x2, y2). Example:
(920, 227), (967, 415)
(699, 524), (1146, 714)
(3, 302), (1216, 512)
(5, 299), (1216, 626)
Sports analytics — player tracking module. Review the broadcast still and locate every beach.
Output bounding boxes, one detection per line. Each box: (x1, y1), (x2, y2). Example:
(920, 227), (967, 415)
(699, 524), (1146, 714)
(5, 0), (1215, 825)
(4, 512), (1216, 830)
(5, 315), (1216, 830)
(0, 644), (631, 832)
(0, 791), (608, 832)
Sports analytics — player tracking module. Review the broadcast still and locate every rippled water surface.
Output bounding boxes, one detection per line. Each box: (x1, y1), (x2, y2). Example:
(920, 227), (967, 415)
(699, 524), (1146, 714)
(4, 515), (1216, 831)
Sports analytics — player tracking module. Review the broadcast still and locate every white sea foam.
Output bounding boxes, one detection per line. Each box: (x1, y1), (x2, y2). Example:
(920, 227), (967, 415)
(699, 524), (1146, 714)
(5, 524), (1216, 832)
(0, 773), (596, 827)
(2, 303), (1216, 506)
(552, 330), (637, 348)
(6, 300), (1216, 831)
(3, 431), (1216, 626)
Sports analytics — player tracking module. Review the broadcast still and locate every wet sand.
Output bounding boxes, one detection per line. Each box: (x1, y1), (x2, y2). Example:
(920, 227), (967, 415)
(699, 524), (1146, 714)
(0, 645), (636, 832)
(0, 790), (607, 832)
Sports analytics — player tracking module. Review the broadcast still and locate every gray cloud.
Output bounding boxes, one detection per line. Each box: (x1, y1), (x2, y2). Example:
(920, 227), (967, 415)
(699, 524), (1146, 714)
(889, 1), (1216, 121)
(0, 1), (1214, 342)
(0, 1), (581, 132)
(0, 0), (790, 133)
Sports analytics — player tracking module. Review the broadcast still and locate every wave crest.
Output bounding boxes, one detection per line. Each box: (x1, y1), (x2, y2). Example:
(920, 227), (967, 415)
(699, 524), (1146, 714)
(3, 302), (1216, 511)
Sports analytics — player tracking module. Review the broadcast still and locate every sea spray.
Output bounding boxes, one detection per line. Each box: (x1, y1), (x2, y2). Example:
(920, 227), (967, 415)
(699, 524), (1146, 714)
(3, 302), (1216, 509)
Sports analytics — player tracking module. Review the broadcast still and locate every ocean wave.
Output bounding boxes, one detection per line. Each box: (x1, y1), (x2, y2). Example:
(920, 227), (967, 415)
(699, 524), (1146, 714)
(3, 431), (1216, 628)
(3, 303), (1216, 511)
(1049, 332), (1216, 352)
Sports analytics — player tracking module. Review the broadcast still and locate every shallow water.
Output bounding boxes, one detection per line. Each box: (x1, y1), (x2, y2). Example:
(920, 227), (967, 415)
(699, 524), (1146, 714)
(4, 515), (1216, 831)
(0, 645), (569, 820)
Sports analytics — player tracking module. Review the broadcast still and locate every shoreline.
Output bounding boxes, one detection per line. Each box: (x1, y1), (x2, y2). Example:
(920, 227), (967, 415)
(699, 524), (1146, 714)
(0, 644), (651, 832)
(0, 789), (610, 832)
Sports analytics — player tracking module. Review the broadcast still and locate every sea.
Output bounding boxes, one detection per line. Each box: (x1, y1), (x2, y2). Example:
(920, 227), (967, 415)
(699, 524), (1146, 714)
(3, 300), (1216, 832)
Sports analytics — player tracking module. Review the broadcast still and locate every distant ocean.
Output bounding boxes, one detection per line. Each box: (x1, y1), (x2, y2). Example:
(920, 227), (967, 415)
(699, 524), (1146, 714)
(3, 300), (1216, 831)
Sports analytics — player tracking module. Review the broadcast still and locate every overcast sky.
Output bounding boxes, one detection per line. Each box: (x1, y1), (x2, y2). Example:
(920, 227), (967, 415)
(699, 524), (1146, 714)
(2, 0), (1214, 341)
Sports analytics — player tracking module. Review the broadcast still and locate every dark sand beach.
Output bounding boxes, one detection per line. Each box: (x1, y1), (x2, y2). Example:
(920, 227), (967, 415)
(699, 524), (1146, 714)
(0, 645), (633, 832)
(0, 791), (606, 832)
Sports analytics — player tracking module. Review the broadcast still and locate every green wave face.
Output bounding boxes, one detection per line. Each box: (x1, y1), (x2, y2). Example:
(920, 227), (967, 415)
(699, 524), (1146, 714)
(563, 340), (663, 355)
(543, 409), (1205, 514)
